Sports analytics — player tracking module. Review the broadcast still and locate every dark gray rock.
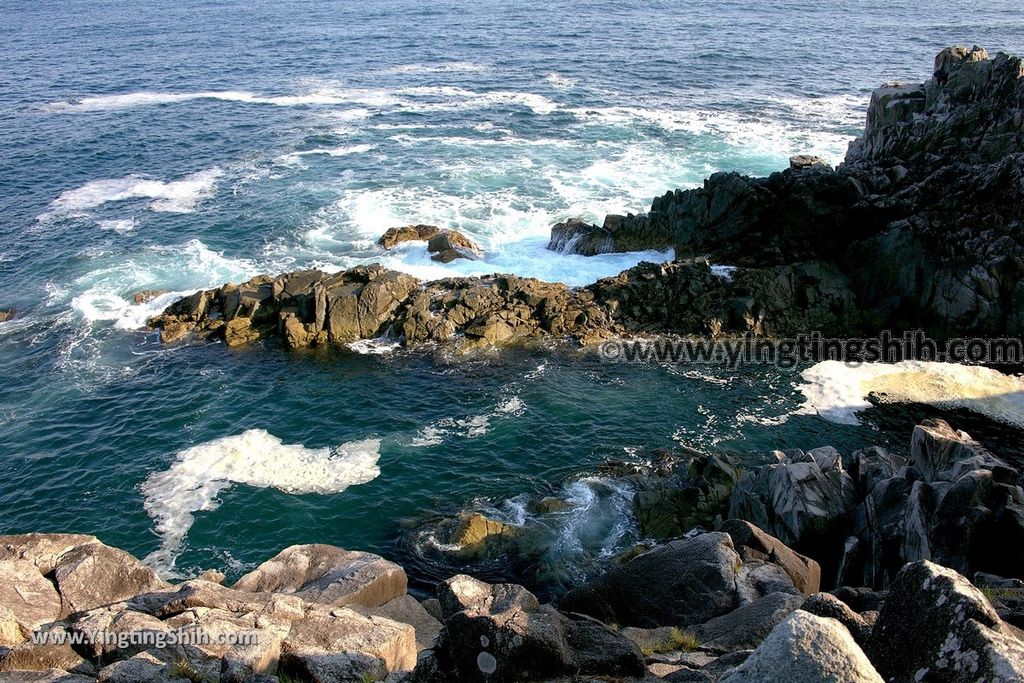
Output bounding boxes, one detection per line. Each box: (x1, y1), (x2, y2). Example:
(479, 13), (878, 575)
(559, 532), (744, 628)
(437, 574), (644, 682)
(693, 592), (804, 653)
(866, 560), (1024, 682)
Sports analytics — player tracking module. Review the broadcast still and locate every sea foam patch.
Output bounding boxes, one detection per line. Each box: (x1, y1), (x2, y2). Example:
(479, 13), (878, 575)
(142, 429), (381, 573)
(797, 360), (1024, 427)
(42, 168), (223, 218)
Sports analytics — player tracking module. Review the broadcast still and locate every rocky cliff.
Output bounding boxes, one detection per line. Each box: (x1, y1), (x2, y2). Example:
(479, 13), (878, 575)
(562, 45), (1024, 338)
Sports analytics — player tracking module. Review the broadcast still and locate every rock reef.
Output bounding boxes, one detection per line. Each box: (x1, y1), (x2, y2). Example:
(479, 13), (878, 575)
(150, 46), (1024, 351)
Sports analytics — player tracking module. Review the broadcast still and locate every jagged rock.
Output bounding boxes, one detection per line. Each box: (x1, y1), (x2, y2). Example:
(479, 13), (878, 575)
(721, 519), (821, 596)
(842, 419), (1024, 589)
(378, 224), (441, 249)
(548, 213), (675, 256)
(427, 229), (484, 262)
(220, 628), (283, 683)
(729, 447), (857, 585)
(131, 290), (167, 305)
(280, 606), (417, 675)
(437, 574), (644, 682)
(0, 309), (15, 323)
(560, 532), (747, 628)
(693, 592), (804, 653)
(233, 544), (407, 609)
(720, 610), (883, 682)
(350, 594), (442, 652)
(799, 593), (872, 645)
(867, 560), (1024, 682)
(789, 154), (831, 170)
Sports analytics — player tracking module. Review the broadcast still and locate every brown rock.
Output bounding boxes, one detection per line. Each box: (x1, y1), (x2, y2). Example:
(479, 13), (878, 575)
(378, 224), (440, 249)
(281, 606), (417, 674)
(51, 544), (169, 617)
(721, 519), (821, 595)
(427, 229), (483, 261)
(233, 544), (407, 609)
(0, 559), (62, 644)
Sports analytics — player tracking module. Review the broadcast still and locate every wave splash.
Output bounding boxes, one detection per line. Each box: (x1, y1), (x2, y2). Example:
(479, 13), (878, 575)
(141, 429), (381, 574)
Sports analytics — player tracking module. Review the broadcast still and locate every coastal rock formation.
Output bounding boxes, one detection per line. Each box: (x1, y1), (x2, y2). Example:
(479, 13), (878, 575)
(559, 531), (799, 628)
(0, 309), (14, 323)
(866, 560), (1024, 682)
(548, 214), (674, 255)
(582, 45), (1024, 338)
(712, 418), (1024, 591)
(377, 224), (484, 262)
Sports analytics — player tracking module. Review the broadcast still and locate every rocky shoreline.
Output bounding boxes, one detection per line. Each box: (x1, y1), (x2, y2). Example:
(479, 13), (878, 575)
(149, 46), (1024, 351)
(2, 418), (1023, 681)
(8, 44), (1023, 682)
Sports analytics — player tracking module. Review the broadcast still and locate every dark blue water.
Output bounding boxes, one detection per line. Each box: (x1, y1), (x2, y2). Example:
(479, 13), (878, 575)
(1, 0), (1021, 590)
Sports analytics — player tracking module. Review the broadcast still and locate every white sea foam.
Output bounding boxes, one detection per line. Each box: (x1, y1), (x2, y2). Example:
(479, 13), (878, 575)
(545, 72), (576, 88)
(411, 392), (526, 446)
(97, 218), (138, 234)
(67, 239), (257, 330)
(42, 168), (223, 218)
(142, 430), (381, 573)
(274, 144), (377, 166)
(378, 61), (491, 74)
(346, 338), (401, 355)
(797, 360), (1024, 427)
(711, 265), (737, 280)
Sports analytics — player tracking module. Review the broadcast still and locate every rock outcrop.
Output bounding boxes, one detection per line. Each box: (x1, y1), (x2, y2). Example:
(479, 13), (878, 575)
(548, 214), (674, 255)
(378, 225), (484, 262)
(559, 531), (798, 628)
(867, 560), (1024, 682)
(589, 46), (1024, 338)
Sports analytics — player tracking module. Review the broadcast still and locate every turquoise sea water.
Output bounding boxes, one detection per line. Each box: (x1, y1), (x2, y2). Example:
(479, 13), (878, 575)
(1, 0), (1022, 595)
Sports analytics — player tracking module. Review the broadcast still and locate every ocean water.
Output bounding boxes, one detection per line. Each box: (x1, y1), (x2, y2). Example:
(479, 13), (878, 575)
(1, 0), (1022, 594)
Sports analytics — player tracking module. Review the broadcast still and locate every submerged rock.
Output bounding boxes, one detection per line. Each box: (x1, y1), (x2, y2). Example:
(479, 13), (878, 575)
(427, 229), (484, 262)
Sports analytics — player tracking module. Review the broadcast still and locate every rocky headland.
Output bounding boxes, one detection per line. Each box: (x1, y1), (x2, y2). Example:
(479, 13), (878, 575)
(149, 46), (1024, 350)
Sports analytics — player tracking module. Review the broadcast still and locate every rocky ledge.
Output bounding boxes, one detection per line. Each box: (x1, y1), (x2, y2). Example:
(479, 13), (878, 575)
(149, 46), (1024, 350)
(3, 419), (1023, 682)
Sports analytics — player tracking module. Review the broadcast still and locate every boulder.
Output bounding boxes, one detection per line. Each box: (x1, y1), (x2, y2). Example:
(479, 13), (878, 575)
(427, 229), (484, 262)
(694, 592), (804, 653)
(280, 606), (417, 675)
(866, 560), (1024, 682)
(95, 646), (220, 683)
(633, 454), (741, 540)
(131, 290), (167, 305)
(233, 544), (407, 609)
(789, 155), (831, 170)
(151, 579), (306, 624)
(378, 224), (441, 249)
(799, 593), (872, 645)
(0, 629), (93, 676)
(66, 604), (172, 661)
(350, 594), (442, 652)
(437, 574), (645, 682)
(0, 559), (62, 646)
(548, 214), (675, 255)
(559, 532), (744, 628)
(0, 309), (16, 323)
(722, 519), (821, 595)
(720, 610), (883, 682)
(51, 544), (169, 617)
